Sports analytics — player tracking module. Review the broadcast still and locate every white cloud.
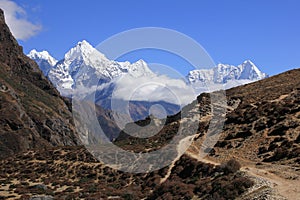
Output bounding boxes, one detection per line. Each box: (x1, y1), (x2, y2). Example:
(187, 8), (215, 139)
(112, 74), (198, 106)
(0, 0), (41, 40)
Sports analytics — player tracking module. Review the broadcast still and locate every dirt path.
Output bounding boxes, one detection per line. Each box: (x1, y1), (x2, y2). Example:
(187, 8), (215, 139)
(185, 150), (219, 166)
(203, 155), (300, 200)
(160, 134), (300, 199)
(230, 156), (300, 199)
(241, 166), (300, 200)
(160, 135), (196, 183)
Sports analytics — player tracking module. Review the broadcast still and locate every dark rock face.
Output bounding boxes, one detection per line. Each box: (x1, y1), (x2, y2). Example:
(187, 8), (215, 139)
(0, 9), (79, 159)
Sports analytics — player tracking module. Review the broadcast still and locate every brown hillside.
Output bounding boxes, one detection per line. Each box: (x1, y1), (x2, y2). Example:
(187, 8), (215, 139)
(0, 9), (79, 159)
(206, 68), (300, 164)
(188, 68), (300, 199)
(113, 68), (300, 199)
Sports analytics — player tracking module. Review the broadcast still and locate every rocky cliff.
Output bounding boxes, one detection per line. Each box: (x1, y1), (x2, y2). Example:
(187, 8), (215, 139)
(0, 9), (79, 159)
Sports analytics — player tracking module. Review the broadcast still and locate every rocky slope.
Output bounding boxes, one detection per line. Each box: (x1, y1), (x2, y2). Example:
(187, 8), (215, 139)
(4, 65), (298, 199)
(0, 9), (79, 159)
(188, 69), (300, 199)
(208, 69), (300, 164)
(0, 146), (253, 199)
(1, 47), (298, 199)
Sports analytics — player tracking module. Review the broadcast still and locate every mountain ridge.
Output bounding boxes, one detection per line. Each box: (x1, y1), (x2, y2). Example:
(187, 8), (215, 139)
(187, 60), (267, 84)
(28, 41), (268, 121)
(28, 40), (268, 94)
(33, 40), (154, 93)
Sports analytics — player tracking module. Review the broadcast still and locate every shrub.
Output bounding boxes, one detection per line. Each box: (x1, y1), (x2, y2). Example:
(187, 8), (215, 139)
(222, 159), (241, 174)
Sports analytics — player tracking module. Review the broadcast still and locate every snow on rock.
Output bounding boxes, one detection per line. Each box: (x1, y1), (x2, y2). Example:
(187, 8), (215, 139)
(27, 49), (57, 75)
(187, 60), (267, 84)
(46, 40), (154, 94)
(29, 40), (268, 105)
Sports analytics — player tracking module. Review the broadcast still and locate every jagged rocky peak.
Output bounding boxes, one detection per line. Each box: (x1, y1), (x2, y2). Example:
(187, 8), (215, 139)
(239, 60), (267, 80)
(64, 40), (108, 63)
(64, 40), (94, 61)
(45, 40), (154, 93)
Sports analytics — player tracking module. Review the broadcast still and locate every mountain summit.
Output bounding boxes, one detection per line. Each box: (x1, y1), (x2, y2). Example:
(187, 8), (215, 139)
(63, 40), (108, 63)
(39, 40), (154, 94)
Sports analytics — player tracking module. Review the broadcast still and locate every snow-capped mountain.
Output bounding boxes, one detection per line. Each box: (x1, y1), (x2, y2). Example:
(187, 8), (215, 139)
(28, 40), (268, 111)
(187, 60), (267, 84)
(46, 40), (154, 94)
(27, 49), (57, 75)
(29, 40), (267, 96)
(28, 40), (268, 120)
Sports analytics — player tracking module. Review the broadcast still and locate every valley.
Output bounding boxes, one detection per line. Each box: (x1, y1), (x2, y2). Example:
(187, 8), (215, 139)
(0, 4), (299, 200)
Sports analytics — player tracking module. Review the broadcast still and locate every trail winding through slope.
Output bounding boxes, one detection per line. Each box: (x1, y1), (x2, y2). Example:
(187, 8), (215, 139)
(160, 133), (300, 199)
(160, 135), (196, 183)
(241, 166), (300, 200)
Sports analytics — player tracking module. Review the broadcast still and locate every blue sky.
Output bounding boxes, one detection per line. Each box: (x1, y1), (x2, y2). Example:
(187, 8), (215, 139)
(2, 0), (300, 76)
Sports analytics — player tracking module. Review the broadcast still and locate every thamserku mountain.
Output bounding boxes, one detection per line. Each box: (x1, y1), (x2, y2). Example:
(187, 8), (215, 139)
(28, 40), (268, 98)
(28, 40), (154, 95)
